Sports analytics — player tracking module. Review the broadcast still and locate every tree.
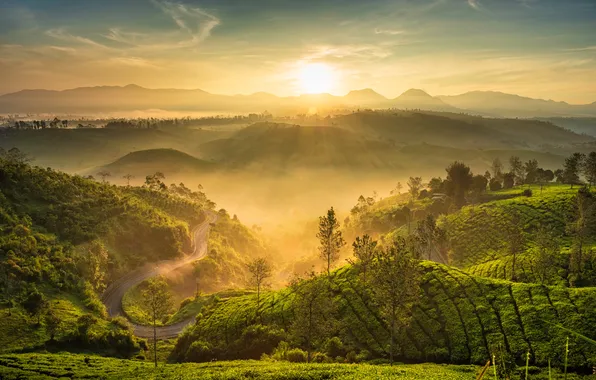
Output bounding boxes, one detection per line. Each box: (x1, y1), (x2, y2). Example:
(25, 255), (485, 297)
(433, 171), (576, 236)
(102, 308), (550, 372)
(247, 257), (272, 316)
(145, 172), (167, 191)
(350, 235), (377, 286)
(471, 175), (488, 197)
(509, 156), (524, 185)
(407, 177), (423, 200)
(567, 187), (595, 285)
(142, 276), (174, 367)
(536, 168), (554, 193)
(370, 239), (421, 364)
(390, 182), (403, 196)
(289, 273), (334, 362)
(489, 178), (502, 191)
(505, 212), (525, 281)
(0, 267), (18, 316)
(96, 170), (111, 183)
(22, 290), (47, 325)
(427, 177), (444, 194)
(316, 208), (346, 276)
(533, 227), (560, 285)
(445, 161), (473, 207)
(491, 158), (503, 180)
(503, 172), (515, 189)
(122, 174), (134, 187)
(562, 153), (585, 188)
(44, 308), (61, 342)
(524, 159), (539, 184)
(583, 151), (596, 188)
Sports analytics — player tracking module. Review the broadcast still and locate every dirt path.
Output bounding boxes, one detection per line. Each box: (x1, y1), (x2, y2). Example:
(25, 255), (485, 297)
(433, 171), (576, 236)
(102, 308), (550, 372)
(101, 211), (217, 339)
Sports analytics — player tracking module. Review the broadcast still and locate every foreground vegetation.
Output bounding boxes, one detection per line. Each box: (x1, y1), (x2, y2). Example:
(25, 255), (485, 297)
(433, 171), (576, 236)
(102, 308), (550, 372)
(4, 352), (588, 380)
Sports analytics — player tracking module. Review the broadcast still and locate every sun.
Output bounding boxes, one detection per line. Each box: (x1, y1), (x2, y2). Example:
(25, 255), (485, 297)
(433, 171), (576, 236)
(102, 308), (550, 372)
(298, 63), (335, 94)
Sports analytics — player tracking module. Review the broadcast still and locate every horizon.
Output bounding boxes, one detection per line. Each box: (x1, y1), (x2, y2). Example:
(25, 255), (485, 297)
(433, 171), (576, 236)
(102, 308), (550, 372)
(2, 83), (595, 105)
(1, 0), (596, 103)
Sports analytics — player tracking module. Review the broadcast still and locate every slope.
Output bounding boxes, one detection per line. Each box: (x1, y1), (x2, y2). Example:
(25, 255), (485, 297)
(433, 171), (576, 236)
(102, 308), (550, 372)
(172, 261), (596, 370)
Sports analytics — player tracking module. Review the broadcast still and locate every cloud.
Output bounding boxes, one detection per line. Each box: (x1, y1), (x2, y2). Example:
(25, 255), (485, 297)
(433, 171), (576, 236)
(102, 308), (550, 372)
(109, 57), (162, 69)
(45, 28), (112, 50)
(304, 44), (393, 61)
(467, 0), (480, 10)
(150, 0), (220, 47)
(374, 28), (405, 35)
(563, 46), (596, 52)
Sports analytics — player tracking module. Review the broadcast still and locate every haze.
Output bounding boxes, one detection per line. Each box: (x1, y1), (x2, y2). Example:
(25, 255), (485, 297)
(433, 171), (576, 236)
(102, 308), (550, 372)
(1, 0), (596, 103)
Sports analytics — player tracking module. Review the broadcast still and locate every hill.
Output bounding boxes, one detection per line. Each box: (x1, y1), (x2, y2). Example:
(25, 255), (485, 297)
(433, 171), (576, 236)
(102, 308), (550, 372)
(0, 128), (226, 172)
(197, 122), (404, 171)
(98, 148), (218, 177)
(394, 89), (458, 112)
(335, 110), (593, 150)
(171, 261), (596, 370)
(0, 150), (215, 356)
(439, 91), (596, 118)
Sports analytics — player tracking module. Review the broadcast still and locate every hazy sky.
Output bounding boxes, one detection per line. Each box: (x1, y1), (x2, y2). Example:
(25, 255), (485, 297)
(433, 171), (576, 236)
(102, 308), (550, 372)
(1, 0), (595, 103)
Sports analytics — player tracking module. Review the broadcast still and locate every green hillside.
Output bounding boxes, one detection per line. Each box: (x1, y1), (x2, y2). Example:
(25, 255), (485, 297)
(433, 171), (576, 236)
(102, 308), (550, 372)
(171, 262), (596, 370)
(0, 149), (213, 355)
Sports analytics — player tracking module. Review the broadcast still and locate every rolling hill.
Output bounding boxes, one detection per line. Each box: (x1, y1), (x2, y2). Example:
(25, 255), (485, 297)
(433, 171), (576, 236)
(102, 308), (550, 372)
(97, 148), (218, 177)
(172, 261), (596, 370)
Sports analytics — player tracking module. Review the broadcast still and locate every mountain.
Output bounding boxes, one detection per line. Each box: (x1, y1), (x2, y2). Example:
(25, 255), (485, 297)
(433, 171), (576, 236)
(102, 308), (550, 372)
(343, 88), (389, 105)
(393, 89), (458, 112)
(439, 91), (596, 117)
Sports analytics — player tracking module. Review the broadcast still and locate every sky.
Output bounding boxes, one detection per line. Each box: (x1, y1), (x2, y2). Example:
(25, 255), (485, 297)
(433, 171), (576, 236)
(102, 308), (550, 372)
(0, 0), (595, 103)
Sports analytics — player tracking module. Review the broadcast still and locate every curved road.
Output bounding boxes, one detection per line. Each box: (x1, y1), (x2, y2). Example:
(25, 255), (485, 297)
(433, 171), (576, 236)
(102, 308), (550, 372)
(101, 211), (217, 339)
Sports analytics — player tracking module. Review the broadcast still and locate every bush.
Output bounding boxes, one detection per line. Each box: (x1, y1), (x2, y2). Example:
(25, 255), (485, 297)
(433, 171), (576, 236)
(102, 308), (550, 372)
(356, 349), (371, 362)
(522, 189), (533, 197)
(311, 352), (332, 363)
(179, 297), (193, 309)
(271, 341), (291, 361)
(324, 337), (344, 358)
(286, 348), (307, 363)
(186, 340), (213, 362)
(346, 351), (358, 363)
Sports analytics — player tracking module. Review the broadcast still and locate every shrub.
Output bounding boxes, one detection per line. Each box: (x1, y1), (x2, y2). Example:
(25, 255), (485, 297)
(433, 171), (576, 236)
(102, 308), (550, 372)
(522, 189), (533, 197)
(324, 337), (344, 358)
(356, 349), (371, 362)
(232, 324), (285, 359)
(186, 340), (213, 362)
(271, 341), (291, 361)
(286, 348), (307, 363)
(179, 297), (193, 309)
(346, 350), (358, 363)
(311, 352), (332, 363)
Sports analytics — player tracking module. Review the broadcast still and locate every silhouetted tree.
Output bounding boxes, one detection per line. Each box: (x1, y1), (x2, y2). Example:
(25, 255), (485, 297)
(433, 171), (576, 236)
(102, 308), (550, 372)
(407, 177), (423, 200)
(350, 235), (377, 286)
(509, 156), (524, 185)
(317, 208), (345, 276)
(533, 227), (560, 285)
(122, 174), (134, 187)
(44, 307), (61, 341)
(503, 172), (515, 189)
(583, 151), (596, 188)
(247, 257), (272, 316)
(524, 159), (539, 184)
(505, 212), (524, 281)
(142, 276), (173, 367)
(563, 153), (585, 188)
(491, 158), (503, 181)
(22, 290), (47, 325)
(96, 170), (111, 183)
(445, 161), (473, 207)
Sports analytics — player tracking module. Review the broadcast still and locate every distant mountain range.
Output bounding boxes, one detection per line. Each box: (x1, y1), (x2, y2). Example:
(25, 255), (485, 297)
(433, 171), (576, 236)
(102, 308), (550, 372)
(1, 84), (595, 117)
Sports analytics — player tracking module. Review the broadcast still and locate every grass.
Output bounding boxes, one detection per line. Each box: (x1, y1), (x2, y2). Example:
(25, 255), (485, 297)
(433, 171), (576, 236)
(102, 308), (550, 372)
(1, 352), (593, 379)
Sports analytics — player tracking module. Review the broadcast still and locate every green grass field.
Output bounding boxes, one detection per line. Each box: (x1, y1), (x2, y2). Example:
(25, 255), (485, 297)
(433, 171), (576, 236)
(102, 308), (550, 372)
(1, 352), (593, 379)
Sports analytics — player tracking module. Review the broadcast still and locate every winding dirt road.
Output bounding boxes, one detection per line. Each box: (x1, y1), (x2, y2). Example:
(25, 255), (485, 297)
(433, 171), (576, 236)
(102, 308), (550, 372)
(101, 211), (217, 339)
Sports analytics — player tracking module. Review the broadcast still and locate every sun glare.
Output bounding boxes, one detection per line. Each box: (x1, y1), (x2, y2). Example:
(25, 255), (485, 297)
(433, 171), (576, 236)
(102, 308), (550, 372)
(298, 63), (335, 94)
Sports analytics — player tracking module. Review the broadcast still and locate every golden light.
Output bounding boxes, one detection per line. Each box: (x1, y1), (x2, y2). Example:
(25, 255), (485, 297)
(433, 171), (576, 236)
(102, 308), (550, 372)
(298, 63), (335, 94)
